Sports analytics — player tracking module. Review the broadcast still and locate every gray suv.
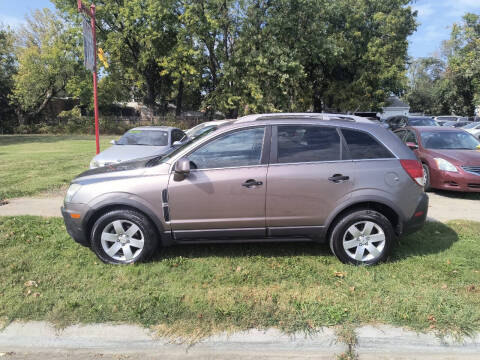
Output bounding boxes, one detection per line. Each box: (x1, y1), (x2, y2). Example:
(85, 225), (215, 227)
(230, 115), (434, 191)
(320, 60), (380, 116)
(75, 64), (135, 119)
(62, 113), (428, 266)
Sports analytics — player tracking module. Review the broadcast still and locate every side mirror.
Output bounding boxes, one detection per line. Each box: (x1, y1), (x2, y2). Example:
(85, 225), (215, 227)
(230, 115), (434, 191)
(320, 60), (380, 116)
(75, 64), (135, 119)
(110, 139), (117, 145)
(174, 157), (190, 181)
(406, 142), (418, 150)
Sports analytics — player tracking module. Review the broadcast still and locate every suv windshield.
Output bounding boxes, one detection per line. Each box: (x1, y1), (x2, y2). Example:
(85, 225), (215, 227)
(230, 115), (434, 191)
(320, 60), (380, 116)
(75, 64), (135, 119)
(117, 130), (168, 146)
(185, 124), (218, 139)
(421, 131), (480, 150)
(462, 122), (480, 129)
(409, 118), (437, 126)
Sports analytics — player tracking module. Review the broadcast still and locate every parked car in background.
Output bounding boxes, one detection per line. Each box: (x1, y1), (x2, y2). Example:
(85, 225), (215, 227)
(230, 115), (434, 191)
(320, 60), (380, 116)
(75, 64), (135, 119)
(63, 113), (428, 266)
(89, 126), (186, 169)
(395, 126), (480, 192)
(463, 122), (480, 139)
(185, 120), (230, 139)
(442, 121), (470, 128)
(384, 116), (437, 131)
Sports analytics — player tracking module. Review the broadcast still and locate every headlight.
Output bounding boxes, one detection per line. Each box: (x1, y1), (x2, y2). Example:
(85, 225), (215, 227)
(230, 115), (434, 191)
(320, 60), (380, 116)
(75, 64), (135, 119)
(90, 159), (100, 169)
(434, 158), (458, 172)
(64, 184), (82, 204)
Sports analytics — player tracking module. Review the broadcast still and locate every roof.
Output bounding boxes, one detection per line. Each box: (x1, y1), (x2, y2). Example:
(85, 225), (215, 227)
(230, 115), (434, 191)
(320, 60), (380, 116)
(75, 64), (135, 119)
(384, 96), (409, 109)
(130, 126), (178, 131)
(407, 126), (467, 132)
(233, 112), (374, 124)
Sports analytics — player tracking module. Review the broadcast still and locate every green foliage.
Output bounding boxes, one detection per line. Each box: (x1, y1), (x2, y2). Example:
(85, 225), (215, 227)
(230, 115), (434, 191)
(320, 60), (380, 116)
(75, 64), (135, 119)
(52, 0), (417, 118)
(0, 26), (17, 133)
(10, 9), (90, 123)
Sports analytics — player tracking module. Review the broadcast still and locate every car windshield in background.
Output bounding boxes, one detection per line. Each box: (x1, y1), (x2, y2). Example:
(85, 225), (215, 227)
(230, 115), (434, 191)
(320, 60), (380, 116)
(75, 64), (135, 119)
(421, 131), (480, 150)
(463, 122), (480, 129)
(146, 127), (218, 167)
(409, 118), (437, 126)
(117, 130), (168, 146)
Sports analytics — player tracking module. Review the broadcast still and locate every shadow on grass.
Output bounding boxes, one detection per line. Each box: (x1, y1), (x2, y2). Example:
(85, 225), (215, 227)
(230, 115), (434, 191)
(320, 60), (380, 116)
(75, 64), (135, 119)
(393, 221), (458, 261)
(153, 222), (458, 262)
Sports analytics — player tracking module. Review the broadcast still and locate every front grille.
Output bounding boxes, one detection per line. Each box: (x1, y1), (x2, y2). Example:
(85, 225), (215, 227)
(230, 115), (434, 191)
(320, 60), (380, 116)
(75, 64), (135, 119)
(462, 166), (480, 176)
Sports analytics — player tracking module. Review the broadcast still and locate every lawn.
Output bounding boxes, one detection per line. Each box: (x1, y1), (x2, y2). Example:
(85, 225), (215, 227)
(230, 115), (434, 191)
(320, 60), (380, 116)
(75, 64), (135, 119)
(0, 135), (115, 200)
(1, 216), (479, 339)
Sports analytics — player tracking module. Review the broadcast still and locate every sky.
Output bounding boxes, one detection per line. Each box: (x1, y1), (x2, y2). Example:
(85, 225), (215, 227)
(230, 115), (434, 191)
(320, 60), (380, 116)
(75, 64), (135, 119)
(1, 0), (480, 59)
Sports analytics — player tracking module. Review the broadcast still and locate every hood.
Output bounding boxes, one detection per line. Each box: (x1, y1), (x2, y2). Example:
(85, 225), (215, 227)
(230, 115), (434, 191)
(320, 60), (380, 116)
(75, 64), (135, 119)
(427, 149), (480, 165)
(75, 156), (156, 180)
(93, 144), (170, 164)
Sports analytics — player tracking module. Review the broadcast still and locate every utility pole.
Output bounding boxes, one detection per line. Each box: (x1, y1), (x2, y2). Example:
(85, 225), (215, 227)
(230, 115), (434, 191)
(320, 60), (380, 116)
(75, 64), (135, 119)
(77, 0), (100, 154)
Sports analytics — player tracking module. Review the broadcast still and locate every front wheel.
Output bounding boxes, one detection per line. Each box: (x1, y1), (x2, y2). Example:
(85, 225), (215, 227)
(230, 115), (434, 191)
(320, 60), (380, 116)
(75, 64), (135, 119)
(329, 209), (395, 266)
(91, 209), (158, 264)
(422, 164), (431, 191)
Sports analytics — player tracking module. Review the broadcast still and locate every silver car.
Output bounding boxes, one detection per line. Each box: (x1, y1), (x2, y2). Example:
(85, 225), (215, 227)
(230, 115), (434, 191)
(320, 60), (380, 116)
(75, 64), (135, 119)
(63, 113), (428, 266)
(89, 126), (186, 168)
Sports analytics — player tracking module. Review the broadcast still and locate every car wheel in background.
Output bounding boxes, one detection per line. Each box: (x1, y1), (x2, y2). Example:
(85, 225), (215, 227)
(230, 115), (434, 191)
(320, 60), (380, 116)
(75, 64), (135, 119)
(91, 209), (158, 264)
(422, 164), (431, 191)
(329, 209), (395, 266)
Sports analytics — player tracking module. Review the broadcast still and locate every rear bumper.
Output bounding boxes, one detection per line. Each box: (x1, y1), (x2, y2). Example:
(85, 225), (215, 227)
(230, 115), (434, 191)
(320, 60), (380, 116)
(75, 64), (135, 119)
(61, 204), (90, 247)
(402, 192), (429, 236)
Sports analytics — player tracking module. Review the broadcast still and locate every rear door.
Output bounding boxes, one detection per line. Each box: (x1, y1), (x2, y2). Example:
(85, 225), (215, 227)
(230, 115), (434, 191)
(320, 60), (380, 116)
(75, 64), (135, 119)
(265, 124), (353, 236)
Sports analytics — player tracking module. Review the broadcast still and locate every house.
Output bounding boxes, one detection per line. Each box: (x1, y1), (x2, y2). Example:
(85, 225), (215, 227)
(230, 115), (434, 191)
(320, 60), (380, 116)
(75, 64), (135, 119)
(379, 96), (410, 120)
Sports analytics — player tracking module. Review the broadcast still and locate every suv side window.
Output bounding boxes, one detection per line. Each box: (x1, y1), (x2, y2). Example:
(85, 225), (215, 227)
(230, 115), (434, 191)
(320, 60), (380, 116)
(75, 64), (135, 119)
(395, 130), (406, 141)
(188, 127), (265, 169)
(277, 125), (340, 163)
(342, 128), (394, 159)
(404, 130), (417, 145)
(171, 129), (185, 143)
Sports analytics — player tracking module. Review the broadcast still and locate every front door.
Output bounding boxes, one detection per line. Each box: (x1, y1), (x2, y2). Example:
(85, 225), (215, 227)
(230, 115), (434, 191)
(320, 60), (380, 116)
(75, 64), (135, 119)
(167, 126), (268, 239)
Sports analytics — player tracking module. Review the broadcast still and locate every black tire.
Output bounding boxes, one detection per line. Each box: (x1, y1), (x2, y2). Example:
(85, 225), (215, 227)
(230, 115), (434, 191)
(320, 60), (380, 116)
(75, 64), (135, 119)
(329, 209), (396, 266)
(91, 209), (158, 264)
(422, 163), (431, 191)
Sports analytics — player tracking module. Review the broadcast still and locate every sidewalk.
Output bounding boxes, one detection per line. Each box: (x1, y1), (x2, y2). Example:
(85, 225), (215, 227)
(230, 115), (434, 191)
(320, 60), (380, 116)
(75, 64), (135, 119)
(1, 321), (480, 359)
(0, 196), (63, 217)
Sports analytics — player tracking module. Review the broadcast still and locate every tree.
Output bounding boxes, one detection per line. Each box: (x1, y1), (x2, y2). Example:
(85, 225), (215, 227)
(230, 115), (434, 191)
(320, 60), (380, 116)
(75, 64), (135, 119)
(0, 26), (17, 132)
(10, 9), (89, 124)
(405, 57), (446, 114)
(54, 0), (181, 114)
(441, 13), (480, 116)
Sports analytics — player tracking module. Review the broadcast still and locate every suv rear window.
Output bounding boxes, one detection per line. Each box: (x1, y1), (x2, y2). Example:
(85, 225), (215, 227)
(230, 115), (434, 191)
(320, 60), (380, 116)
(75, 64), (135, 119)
(277, 125), (340, 163)
(341, 129), (394, 159)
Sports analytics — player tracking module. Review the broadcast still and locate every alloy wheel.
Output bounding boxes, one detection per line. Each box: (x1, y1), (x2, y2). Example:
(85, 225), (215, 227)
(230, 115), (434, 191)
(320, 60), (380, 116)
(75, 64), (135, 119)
(342, 221), (386, 262)
(100, 220), (144, 262)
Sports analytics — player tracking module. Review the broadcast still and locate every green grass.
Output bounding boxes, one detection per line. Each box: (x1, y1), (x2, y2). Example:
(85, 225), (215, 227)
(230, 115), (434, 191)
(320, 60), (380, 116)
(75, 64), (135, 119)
(1, 216), (479, 339)
(0, 135), (114, 200)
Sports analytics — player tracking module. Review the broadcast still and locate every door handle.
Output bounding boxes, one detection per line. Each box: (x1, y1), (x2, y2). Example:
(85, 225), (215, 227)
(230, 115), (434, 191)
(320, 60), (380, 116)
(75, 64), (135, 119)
(328, 174), (350, 183)
(242, 179), (263, 187)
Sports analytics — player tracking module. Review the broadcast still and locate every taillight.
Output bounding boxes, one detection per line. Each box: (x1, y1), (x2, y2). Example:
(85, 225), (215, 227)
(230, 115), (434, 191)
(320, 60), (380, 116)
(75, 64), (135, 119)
(400, 159), (424, 187)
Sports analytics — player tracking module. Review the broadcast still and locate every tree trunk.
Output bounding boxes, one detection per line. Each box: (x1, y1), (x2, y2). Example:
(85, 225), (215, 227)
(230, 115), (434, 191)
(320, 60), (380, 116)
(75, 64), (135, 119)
(175, 78), (184, 117)
(312, 86), (323, 113)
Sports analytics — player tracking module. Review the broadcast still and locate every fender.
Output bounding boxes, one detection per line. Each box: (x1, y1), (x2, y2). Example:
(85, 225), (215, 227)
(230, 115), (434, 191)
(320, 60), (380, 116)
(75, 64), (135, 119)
(82, 192), (173, 246)
(323, 194), (406, 235)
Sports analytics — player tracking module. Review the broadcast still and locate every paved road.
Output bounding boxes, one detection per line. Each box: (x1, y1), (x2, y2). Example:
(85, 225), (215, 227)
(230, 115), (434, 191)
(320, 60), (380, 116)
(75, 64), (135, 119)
(0, 191), (479, 222)
(1, 322), (480, 360)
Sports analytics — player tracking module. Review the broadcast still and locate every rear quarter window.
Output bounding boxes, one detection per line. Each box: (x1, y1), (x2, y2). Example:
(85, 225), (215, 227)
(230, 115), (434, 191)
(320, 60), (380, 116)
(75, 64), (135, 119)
(341, 129), (394, 159)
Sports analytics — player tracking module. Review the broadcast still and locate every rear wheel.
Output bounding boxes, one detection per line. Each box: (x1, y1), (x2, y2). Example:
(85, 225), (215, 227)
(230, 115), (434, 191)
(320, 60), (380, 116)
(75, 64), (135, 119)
(91, 209), (158, 264)
(329, 209), (395, 266)
(422, 164), (431, 191)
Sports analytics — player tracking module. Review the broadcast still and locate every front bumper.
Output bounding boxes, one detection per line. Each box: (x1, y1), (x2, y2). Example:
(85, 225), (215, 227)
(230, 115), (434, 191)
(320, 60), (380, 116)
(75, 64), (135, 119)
(430, 168), (480, 192)
(61, 203), (90, 247)
(402, 192), (429, 236)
